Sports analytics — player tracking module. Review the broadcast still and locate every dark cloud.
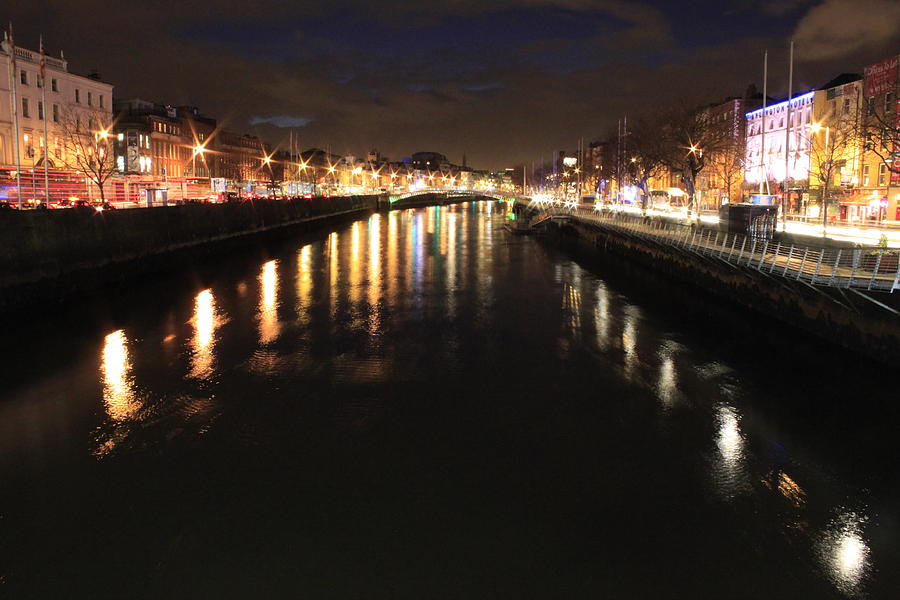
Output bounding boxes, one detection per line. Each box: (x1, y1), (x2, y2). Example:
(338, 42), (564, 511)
(793, 0), (900, 61)
(249, 115), (314, 128)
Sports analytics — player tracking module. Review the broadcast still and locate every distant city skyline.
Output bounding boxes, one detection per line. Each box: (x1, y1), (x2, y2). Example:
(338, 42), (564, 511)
(4, 0), (900, 169)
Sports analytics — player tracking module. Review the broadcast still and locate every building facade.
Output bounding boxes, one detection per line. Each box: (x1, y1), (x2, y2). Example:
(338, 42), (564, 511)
(1, 39), (113, 173)
(859, 55), (900, 222)
(810, 76), (865, 221)
(744, 91), (815, 207)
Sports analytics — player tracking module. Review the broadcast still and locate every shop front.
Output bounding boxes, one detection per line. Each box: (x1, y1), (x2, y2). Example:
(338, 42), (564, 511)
(841, 189), (888, 223)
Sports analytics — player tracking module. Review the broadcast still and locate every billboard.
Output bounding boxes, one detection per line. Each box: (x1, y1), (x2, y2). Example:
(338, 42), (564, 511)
(864, 55), (898, 98)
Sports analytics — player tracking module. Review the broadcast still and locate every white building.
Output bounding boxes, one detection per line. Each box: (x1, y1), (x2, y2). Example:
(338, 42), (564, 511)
(0, 39), (113, 169)
(744, 91), (814, 187)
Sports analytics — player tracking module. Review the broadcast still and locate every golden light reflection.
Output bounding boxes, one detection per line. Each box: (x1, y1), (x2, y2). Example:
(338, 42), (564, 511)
(190, 289), (220, 379)
(447, 210), (457, 315)
(405, 211), (415, 297)
(781, 474), (806, 509)
(622, 305), (639, 380)
(594, 282), (610, 351)
(350, 221), (363, 308)
(415, 212), (425, 289)
(329, 232), (339, 318)
(101, 330), (140, 421)
(258, 260), (280, 345)
(387, 212), (398, 304)
(563, 283), (582, 337)
(297, 245), (312, 325)
(368, 214), (382, 329)
(819, 512), (871, 596)
(440, 206), (448, 257)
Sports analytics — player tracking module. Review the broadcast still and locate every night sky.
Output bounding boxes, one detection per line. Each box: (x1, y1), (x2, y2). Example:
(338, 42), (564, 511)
(6, 1), (900, 169)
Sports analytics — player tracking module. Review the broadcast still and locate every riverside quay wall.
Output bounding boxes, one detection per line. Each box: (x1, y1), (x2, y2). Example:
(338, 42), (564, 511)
(547, 217), (900, 364)
(0, 195), (382, 312)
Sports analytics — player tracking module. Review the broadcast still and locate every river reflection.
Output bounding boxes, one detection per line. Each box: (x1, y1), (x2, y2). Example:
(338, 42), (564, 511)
(367, 214), (382, 336)
(96, 329), (142, 456)
(0, 201), (893, 597)
(258, 260), (280, 345)
(189, 289), (221, 380)
(100, 330), (139, 421)
(296, 244), (313, 325)
(712, 403), (750, 498)
(819, 511), (871, 597)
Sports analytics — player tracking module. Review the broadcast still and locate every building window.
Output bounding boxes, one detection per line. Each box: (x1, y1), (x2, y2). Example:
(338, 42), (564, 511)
(37, 75), (42, 89)
(867, 97), (875, 115)
(886, 92), (894, 114)
(878, 163), (887, 186)
(75, 88), (80, 103)
(843, 98), (850, 115)
(20, 70), (27, 85)
(99, 95), (104, 109)
(51, 78), (58, 92)
(88, 92), (92, 107)
(863, 164), (870, 186)
(38, 101), (43, 120)
(22, 98), (29, 118)
(52, 104), (59, 123)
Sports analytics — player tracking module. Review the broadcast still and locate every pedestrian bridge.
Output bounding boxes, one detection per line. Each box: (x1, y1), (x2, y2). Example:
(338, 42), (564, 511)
(394, 189), (520, 202)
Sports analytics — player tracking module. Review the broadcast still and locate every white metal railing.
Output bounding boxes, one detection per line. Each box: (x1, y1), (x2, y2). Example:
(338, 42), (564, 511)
(533, 204), (900, 293)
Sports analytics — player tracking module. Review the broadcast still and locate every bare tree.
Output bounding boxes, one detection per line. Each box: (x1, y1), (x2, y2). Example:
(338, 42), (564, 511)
(709, 132), (744, 206)
(661, 101), (730, 219)
(58, 108), (117, 204)
(808, 108), (860, 236)
(861, 96), (900, 181)
(624, 115), (669, 211)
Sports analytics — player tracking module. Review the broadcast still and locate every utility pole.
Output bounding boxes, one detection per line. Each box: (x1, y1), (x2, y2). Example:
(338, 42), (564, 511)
(760, 51), (770, 197)
(783, 41), (794, 231)
(616, 118), (622, 204)
(3, 26), (23, 209)
(40, 36), (50, 207)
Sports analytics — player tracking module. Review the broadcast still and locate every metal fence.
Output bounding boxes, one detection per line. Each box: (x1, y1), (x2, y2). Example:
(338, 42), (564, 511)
(539, 205), (900, 293)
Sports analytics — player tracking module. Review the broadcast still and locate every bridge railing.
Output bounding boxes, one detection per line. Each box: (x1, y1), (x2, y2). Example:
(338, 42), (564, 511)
(530, 203), (900, 293)
(396, 188), (511, 201)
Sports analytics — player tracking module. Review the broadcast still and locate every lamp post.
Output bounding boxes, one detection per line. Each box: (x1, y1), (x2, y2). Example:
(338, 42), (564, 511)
(810, 122), (831, 236)
(688, 145), (703, 220)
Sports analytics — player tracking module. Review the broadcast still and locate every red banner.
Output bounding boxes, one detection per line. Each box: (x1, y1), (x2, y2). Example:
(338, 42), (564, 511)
(865, 55), (898, 98)
(894, 98), (900, 184)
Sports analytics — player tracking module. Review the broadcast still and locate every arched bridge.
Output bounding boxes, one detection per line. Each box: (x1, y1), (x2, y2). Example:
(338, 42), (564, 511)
(389, 188), (525, 207)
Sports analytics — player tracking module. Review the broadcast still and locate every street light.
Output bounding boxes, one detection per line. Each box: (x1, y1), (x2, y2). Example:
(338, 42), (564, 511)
(192, 143), (206, 178)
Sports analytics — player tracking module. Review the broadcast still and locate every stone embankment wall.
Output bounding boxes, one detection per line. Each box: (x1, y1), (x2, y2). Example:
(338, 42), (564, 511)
(550, 219), (900, 364)
(0, 195), (381, 311)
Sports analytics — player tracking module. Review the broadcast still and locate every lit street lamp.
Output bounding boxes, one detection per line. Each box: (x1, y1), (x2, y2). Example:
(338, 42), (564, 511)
(192, 143), (206, 178)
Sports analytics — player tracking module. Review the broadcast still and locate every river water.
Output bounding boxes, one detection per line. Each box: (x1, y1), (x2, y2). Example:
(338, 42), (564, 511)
(1, 201), (896, 598)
